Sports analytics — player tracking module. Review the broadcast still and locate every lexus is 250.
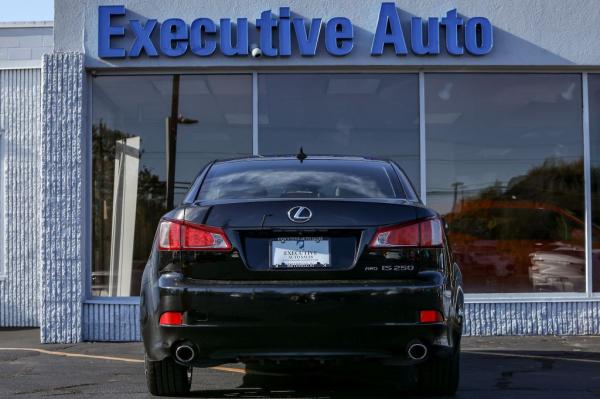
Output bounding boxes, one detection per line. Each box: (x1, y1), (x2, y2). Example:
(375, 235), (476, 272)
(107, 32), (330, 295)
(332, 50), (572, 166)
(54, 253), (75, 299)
(141, 155), (464, 396)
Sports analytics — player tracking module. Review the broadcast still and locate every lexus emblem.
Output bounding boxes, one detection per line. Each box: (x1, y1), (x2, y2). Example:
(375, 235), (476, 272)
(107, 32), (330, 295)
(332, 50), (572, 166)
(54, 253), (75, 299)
(287, 206), (312, 223)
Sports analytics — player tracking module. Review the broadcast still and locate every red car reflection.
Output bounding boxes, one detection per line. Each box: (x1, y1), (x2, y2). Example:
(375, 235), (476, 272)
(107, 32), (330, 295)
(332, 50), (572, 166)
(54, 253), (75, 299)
(445, 200), (592, 293)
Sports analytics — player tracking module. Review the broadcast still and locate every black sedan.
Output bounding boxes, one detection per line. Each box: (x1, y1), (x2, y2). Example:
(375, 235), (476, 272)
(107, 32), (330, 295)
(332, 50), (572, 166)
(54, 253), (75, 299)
(141, 156), (464, 396)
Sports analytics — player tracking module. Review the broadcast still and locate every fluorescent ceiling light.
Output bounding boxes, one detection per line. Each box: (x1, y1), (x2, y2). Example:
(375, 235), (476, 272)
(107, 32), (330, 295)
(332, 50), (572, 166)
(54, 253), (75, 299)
(207, 76), (252, 95)
(151, 79), (210, 96)
(326, 78), (381, 95)
(224, 113), (252, 125)
(426, 113), (462, 124)
(258, 114), (269, 124)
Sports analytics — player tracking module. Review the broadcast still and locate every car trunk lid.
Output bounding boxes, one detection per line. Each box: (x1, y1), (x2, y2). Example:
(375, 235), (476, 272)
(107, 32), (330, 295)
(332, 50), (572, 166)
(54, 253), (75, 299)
(175, 200), (433, 280)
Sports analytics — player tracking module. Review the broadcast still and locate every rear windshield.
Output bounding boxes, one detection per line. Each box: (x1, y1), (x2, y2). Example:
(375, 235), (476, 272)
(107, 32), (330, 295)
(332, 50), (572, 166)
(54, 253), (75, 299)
(197, 159), (404, 200)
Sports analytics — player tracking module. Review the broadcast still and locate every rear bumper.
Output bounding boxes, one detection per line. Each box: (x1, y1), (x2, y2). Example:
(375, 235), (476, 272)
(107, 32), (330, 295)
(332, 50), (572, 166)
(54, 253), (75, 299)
(142, 273), (457, 366)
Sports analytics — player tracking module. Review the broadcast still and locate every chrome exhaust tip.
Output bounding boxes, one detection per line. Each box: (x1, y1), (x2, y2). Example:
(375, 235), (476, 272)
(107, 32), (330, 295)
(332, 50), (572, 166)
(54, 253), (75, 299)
(174, 344), (195, 363)
(407, 342), (428, 361)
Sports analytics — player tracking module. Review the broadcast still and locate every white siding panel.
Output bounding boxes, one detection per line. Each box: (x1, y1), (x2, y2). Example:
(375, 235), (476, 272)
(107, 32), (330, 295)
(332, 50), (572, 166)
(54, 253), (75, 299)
(0, 68), (41, 327)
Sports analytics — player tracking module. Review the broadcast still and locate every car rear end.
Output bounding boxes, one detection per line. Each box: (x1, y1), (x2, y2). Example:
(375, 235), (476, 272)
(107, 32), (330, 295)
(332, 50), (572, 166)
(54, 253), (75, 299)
(141, 157), (463, 396)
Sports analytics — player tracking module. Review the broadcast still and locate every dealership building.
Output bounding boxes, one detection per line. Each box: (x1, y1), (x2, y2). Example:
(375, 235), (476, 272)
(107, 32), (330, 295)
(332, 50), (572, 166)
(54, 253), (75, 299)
(1, 0), (600, 343)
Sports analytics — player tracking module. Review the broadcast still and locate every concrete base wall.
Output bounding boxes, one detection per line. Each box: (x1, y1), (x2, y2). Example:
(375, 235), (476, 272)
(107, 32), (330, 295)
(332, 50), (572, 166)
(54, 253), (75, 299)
(83, 302), (140, 342)
(81, 301), (600, 342)
(464, 302), (600, 336)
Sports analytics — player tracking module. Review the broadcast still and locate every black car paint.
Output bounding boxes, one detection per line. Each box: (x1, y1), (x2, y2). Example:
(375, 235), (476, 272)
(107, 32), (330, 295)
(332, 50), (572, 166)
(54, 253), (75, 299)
(141, 157), (464, 367)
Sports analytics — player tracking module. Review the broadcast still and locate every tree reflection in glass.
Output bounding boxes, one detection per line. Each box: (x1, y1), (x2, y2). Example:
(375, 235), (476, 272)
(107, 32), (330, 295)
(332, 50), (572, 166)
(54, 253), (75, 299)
(426, 74), (585, 293)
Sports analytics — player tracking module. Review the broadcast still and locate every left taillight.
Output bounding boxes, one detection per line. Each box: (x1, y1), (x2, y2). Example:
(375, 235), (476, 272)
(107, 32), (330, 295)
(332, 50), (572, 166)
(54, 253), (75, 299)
(158, 219), (232, 251)
(369, 218), (444, 248)
(159, 311), (183, 326)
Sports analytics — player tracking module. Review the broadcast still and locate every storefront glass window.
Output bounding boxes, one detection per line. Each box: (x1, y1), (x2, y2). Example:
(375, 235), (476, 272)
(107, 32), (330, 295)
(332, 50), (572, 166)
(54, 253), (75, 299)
(92, 75), (252, 296)
(426, 74), (584, 293)
(258, 74), (420, 188)
(589, 74), (600, 293)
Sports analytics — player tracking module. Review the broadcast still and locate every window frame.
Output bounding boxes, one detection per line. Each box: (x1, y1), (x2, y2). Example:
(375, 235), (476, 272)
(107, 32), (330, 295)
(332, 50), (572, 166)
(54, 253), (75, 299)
(84, 69), (599, 303)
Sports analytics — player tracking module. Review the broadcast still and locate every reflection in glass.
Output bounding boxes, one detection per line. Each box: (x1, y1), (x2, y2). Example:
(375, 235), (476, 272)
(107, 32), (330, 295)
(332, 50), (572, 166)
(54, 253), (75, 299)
(258, 74), (420, 188)
(197, 160), (402, 200)
(426, 74), (584, 293)
(92, 75), (252, 296)
(589, 74), (600, 292)
(109, 136), (141, 296)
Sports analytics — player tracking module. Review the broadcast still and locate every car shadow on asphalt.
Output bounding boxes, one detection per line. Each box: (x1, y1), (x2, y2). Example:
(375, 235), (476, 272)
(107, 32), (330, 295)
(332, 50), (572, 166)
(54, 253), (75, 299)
(190, 363), (425, 398)
(183, 350), (600, 399)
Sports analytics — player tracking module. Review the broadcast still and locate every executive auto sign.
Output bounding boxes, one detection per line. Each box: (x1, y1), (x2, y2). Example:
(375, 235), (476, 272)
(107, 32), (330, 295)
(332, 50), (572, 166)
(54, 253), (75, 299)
(98, 3), (493, 59)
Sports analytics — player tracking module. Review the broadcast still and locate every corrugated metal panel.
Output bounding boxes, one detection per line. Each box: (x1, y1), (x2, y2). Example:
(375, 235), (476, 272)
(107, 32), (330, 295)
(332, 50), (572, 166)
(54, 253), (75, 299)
(81, 300), (600, 342)
(0, 68), (41, 327)
(83, 302), (140, 342)
(39, 53), (85, 343)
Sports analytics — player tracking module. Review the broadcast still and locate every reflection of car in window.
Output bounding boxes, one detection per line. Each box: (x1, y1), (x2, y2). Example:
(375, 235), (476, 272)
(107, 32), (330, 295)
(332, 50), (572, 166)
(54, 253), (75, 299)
(445, 200), (588, 293)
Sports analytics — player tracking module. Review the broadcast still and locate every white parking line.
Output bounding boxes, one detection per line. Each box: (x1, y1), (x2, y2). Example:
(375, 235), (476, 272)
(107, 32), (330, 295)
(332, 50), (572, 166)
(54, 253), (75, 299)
(0, 347), (143, 363)
(4, 347), (597, 370)
(463, 350), (600, 364)
(0, 348), (247, 374)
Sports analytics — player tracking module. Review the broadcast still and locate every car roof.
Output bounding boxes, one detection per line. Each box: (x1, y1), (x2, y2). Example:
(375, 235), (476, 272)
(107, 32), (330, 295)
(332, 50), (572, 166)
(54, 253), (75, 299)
(212, 155), (391, 164)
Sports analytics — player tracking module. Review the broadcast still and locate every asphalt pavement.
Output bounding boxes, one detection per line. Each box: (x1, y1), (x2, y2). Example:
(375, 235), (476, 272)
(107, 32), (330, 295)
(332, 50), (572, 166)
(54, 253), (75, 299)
(1, 328), (600, 398)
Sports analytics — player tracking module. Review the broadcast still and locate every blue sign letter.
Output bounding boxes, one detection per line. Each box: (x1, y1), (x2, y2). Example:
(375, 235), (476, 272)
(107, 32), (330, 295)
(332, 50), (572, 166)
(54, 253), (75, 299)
(293, 18), (321, 56)
(441, 9), (464, 55)
(160, 19), (189, 57)
(325, 17), (353, 56)
(410, 17), (440, 55)
(129, 19), (158, 57)
(465, 17), (493, 55)
(98, 5), (126, 58)
(220, 18), (249, 56)
(278, 8), (292, 56)
(371, 3), (407, 55)
(256, 10), (278, 57)
(190, 18), (217, 56)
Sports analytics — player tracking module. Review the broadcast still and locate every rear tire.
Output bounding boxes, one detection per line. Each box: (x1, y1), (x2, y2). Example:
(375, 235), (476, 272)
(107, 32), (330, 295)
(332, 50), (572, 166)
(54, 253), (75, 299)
(145, 354), (192, 396)
(416, 343), (460, 396)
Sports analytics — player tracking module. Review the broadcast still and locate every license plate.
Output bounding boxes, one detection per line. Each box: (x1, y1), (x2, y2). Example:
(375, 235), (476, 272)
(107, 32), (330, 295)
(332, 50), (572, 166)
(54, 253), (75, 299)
(271, 237), (330, 269)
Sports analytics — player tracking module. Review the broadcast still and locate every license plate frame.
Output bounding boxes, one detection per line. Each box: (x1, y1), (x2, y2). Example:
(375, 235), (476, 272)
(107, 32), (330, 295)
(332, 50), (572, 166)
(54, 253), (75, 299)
(270, 237), (331, 269)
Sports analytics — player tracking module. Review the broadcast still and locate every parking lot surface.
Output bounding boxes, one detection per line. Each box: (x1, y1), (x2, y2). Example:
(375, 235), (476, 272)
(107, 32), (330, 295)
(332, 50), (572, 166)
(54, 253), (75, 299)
(1, 328), (599, 398)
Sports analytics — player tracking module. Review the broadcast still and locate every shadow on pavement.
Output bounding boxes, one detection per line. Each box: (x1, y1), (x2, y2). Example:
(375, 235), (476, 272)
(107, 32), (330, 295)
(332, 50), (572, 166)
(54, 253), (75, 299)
(191, 363), (425, 398)
(184, 350), (600, 399)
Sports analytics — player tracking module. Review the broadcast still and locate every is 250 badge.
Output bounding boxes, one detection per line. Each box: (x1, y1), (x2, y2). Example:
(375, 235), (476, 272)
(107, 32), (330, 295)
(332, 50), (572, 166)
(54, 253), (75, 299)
(364, 265), (415, 272)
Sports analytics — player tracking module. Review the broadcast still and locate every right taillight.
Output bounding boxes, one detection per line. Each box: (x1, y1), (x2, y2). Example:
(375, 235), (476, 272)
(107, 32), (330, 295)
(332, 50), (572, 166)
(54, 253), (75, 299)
(158, 219), (231, 251)
(419, 310), (444, 323)
(369, 218), (443, 248)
